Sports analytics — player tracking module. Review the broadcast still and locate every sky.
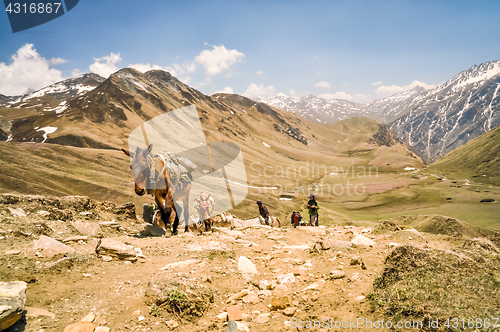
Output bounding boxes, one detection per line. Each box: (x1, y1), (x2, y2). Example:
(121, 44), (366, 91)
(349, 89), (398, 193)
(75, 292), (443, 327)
(1, 0), (500, 102)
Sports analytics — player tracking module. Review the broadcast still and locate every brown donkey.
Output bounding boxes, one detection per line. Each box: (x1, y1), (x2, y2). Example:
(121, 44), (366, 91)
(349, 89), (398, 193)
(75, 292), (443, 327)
(122, 144), (191, 235)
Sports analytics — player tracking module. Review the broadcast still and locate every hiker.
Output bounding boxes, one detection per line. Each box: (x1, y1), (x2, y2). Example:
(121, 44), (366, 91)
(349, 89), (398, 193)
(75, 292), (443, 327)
(256, 200), (270, 225)
(291, 211), (302, 228)
(307, 194), (319, 226)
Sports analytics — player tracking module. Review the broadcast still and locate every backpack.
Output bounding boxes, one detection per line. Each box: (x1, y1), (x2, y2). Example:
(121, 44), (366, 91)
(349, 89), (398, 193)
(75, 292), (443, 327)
(291, 211), (302, 225)
(142, 203), (158, 224)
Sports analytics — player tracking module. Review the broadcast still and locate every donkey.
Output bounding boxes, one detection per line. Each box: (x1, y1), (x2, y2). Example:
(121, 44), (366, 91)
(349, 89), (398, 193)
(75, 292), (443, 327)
(122, 144), (191, 235)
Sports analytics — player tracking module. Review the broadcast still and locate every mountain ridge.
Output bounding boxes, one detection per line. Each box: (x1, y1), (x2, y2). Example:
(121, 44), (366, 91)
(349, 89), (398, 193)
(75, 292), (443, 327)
(258, 60), (500, 163)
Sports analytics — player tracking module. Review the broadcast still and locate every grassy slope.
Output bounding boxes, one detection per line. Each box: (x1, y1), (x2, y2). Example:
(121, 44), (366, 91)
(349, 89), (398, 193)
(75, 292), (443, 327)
(427, 124), (500, 186)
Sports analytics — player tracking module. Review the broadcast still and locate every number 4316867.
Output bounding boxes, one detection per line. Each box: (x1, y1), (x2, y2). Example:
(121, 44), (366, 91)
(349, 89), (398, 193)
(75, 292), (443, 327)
(6, 2), (62, 14)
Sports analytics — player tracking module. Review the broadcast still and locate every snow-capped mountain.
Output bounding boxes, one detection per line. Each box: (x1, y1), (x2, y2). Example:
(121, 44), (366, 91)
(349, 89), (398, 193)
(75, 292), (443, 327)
(365, 86), (426, 122)
(390, 60), (500, 163)
(257, 94), (376, 123)
(259, 60), (500, 163)
(6, 73), (104, 112)
(258, 87), (428, 124)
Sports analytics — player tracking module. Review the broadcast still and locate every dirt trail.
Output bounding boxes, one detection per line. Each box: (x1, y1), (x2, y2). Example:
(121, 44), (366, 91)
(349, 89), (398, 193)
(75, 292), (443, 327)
(1, 194), (499, 332)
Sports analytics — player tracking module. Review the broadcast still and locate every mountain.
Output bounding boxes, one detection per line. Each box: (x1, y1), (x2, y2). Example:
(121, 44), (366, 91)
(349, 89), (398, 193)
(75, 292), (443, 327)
(258, 87), (427, 124)
(365, 86), (426, 122)
(257, 94), (375, 123)
(0, 69), (425, 201)
(6, 73), (104, 110)
(428, 124), (500, 186)
(258, 60), (500, 164)
(0, 94), (14, 107)
(390, 60), (500, 163)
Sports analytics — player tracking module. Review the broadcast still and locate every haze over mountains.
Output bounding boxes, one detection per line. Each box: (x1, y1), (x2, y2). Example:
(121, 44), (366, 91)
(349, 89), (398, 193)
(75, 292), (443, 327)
(260, 60), (500, 163)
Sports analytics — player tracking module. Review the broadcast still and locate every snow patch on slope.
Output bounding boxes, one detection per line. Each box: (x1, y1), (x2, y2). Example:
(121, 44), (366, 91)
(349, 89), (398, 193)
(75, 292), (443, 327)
(36, 126), (57, 143)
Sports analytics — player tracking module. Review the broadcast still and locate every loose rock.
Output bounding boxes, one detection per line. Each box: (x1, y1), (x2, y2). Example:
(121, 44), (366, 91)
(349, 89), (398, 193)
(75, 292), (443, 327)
(270, 296), (289, 311)
(95, 238), (137, 261)
(0, 281), (27, 331)
(34, 235), (76, 257)
(63, 322), (95, 332)
(238, 256), (258, 274)
(351, 235), (375, 247)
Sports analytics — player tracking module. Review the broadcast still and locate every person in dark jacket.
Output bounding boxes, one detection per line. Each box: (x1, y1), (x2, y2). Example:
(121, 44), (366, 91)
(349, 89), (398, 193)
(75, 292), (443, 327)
(307, 194), (319, 226)
(256, 200), (270, 225)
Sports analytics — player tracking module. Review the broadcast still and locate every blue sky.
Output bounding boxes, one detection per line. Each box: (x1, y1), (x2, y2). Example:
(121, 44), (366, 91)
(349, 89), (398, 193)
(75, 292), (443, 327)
(1, 0), (500, 102)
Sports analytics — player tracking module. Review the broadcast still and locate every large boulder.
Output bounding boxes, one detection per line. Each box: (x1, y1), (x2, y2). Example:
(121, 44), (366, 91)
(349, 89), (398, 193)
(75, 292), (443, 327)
(0, 281), (27, 331)
(95, 238), (137, 261)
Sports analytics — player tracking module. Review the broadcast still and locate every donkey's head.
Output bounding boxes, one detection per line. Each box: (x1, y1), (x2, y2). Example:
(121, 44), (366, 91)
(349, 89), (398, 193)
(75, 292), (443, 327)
(122, 144), (153, 196)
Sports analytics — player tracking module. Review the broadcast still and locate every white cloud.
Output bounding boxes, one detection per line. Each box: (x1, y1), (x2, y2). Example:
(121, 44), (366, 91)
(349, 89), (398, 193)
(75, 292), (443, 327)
(255, 70), (264, 75)
(342, 82), (350, 87)
(315, 81), (331, 88)
(215, 86), (234, 94)
(0, 44), (66, 95)
(89, 52), (122, 77)
(318, 92), (353, 100)
(71, 69), (83, 77)
(243, 83), (276, 99)
(375, 80), (436, 96)
(128, 62), (168, 73)
(289, 89), (298, 97)
(195, 45), (245, 76)
(50, 57), (66, 65)
(371, 81), (382, 86)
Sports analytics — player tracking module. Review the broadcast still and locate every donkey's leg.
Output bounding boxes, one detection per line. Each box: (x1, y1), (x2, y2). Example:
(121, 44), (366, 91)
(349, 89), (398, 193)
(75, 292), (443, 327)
(155, 190), (173, 235)
(171, 201), (181, 235)
(182, 196), (190, 232)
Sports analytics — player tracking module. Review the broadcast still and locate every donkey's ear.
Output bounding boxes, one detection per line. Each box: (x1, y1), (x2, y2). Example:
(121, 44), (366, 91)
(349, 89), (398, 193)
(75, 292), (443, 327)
(146, 143), (153, 154)
(122, 148), (130, 157)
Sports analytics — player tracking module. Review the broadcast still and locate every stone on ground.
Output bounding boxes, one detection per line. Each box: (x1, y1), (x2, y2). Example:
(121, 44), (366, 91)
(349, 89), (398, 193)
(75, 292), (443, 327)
(71, 221), (102, 237)
(63, 322), (96, 332)
(0, 281), (27, 331)
(227, 304), (242, 321)
(161, 259), (200, 270)
(351, 235), (375, 247)
(277, 273), (295, 284)
(34, 235), (76, 257)
(301, 279), (326, 291)
(142, 224), (166, 237)
(283, 307), (297, 317)
(95, 238), (137, 261)
(25, 307), (55, 318)
(270, 296), (289, 311)
(254, 313), (271, 323)
(94, 327), (110, 332)
(329, 270), (346, 279)
(238, 256), (258, 274)
(203, 241), (230, 251)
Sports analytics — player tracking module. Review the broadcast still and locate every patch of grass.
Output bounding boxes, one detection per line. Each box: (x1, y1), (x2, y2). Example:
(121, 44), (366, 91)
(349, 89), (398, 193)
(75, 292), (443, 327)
(168, 289), (187, 303)
(369, 244), (500, 323)
(149, 304), (161, 317)
(207, 250), (234, 260)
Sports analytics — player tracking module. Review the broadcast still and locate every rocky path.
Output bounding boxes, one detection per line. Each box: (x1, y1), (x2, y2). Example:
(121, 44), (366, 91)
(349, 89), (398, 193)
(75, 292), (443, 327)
(2, 194), (499, 332)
